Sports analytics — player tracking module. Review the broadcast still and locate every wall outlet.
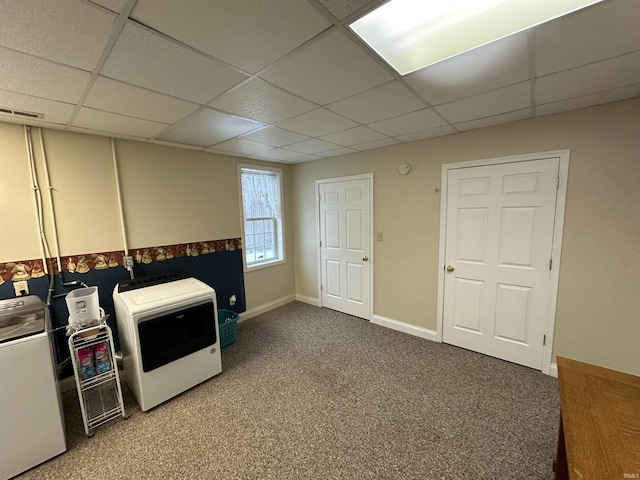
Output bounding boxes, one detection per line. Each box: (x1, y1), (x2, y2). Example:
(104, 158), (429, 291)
(123, 255), (134, 268)
(229, 295), (236, 306)
(376, 232), (383, 241)
(14, 280), (29, 296)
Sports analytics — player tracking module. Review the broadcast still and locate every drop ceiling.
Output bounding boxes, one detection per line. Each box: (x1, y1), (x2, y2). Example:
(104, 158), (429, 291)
(0, 0), (638, 164)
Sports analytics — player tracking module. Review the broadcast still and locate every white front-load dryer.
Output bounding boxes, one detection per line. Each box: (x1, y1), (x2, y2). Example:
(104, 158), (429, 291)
(113, 275), (222, 411)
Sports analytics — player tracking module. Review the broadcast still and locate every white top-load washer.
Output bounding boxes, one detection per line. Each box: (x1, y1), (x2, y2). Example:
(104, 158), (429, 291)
(113, 275), (222, 411)
(0, 296), (66, 480)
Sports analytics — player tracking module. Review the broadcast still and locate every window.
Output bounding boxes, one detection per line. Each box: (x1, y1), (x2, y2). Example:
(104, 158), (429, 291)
(239, 165), (285, 269)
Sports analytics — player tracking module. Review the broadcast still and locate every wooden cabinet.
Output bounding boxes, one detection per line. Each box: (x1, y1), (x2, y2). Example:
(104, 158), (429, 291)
(555, 357), (640, 479)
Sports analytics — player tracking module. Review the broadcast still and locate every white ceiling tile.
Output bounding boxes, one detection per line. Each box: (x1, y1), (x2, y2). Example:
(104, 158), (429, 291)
(245, 157), (283, 164)
(536, 83), (640, 117)
(207, 150), (246, 159)
(285, 138), (342, 155)
(535, 0), (640, 76)
(68, 125), (146, 141)
(84, 76), (198, 124)
(320, 126), (387, 146)
(368, 108), (447, 136)
(262, 29), (394, 105)
(0, 116), (68, 131)
(405, 33), (530, 105)
(352, 137), (399, 151)
(132, 0), (331, 74)
(206, 139), (274, 156)
(317, 147), (358, 157)
(436, 82), (531, 124)
(0, 0), (115, 70)
(395, 126), (458, 143)
(455, 109), (531, 132)
(0, 90), (74, 124)
(147, 140), (205, 151)
(287, 154), (322, 163)
(536, 51), (640, 105)
(276, 108), (359, 137)
(0, 48), (91, 103)
(317, 0), (377, 20)
(157, 109), (263, 147)
(238, 126), (310, 147)
(251, 148), (304, 161)
(327, 81), (425, 124)
(73, 107), (169, 138)
(209, 79), (316, 124)
(89, 0), (128, 13)
(101, 23), (248, 103)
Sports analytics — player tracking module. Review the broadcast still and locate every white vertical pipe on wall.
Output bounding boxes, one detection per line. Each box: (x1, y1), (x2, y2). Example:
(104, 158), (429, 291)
(111, 137), (134, 278)
(24, 125), (49, 275)
(37, 128), (62, 274)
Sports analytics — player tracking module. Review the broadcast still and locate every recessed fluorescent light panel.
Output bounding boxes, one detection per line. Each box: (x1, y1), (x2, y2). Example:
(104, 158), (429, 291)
(349, 0), (604, 75)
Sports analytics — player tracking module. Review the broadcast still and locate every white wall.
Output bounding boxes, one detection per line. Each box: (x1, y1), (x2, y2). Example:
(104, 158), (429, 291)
(0, 124), (295, 311)
(292, 98), (640, 376)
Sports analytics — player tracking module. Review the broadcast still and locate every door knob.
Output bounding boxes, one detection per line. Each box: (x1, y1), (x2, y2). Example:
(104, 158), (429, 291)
(446, 265), (454, 272)
(363, 256), (369, 261)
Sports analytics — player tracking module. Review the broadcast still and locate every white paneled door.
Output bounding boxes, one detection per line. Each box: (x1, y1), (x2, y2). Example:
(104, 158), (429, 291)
(319, 178), (371, 319)
(443, 158), (559, 369)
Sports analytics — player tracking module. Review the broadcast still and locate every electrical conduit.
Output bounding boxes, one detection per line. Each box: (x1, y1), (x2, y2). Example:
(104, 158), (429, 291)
(111, 138), (133, 279)
(37, 128), (62, 275)
(24, 125), (49, 276)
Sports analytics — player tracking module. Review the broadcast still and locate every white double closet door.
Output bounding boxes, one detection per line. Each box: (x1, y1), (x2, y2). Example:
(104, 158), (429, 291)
(442, 158), (560, 369)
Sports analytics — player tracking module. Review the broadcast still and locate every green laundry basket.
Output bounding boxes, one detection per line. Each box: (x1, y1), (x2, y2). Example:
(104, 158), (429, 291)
(218, 309), (239, 348)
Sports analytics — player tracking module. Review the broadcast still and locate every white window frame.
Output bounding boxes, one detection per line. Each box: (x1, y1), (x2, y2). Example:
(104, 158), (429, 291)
(238, 164), (286, 272)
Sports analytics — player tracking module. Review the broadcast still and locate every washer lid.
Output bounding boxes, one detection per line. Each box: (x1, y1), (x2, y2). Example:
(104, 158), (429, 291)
(0, 296), (46, 343)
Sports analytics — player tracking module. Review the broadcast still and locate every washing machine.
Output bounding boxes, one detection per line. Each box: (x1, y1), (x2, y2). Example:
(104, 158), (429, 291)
(0, 295), (66, 480)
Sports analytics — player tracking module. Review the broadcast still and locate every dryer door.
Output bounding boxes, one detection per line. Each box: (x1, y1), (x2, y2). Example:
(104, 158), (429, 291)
(138, 301), (216, 372)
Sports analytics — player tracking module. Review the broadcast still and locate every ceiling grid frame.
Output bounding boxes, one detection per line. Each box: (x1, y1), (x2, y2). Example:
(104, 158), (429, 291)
(0, 0), (636, 162)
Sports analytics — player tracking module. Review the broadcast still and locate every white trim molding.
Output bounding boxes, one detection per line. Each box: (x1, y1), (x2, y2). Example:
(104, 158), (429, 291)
(295, 294), (320, 307)
(239, 294), (296, 322)
(371, 315), (438, 342)
(549, 363), (558, 378)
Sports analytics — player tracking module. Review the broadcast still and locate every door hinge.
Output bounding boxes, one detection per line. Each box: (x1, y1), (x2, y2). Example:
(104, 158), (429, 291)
(320, 240), (322, 247)
(557, 177), (560, 190)
(549, 259), (553, 270)
(320, 284), (323, 292)
(543, 335), (546, 346)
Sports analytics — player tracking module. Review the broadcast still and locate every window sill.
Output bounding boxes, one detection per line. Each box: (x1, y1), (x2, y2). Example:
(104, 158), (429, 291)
(244, 258), (286, 273)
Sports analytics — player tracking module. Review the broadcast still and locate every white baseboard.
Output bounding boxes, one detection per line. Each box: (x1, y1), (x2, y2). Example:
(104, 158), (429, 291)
(239, 294), (296, 322)
(548, 363), (558, 378)
(371, 315), (438, 342)
(295, 294), (320, 307)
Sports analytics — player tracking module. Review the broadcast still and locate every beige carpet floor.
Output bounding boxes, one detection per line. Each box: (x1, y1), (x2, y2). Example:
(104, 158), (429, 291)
(16, 301), (560, 479)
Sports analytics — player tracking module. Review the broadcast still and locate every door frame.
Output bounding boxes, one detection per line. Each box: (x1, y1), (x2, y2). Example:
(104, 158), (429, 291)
(316, 173), (374, 320)
(436, 150), (570, 375)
